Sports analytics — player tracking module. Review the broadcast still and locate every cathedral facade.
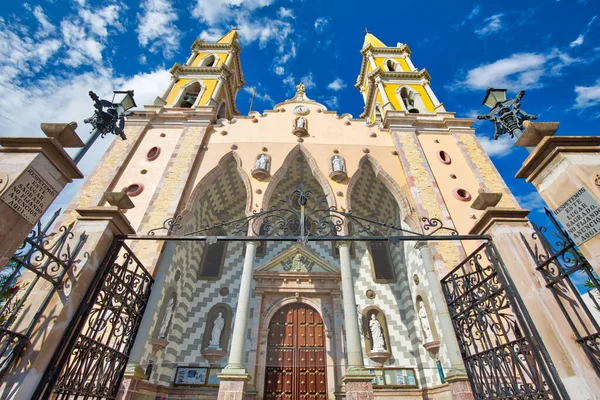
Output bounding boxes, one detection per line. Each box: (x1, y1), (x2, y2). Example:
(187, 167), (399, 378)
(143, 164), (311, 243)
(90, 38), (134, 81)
(10, 30), (599, 400)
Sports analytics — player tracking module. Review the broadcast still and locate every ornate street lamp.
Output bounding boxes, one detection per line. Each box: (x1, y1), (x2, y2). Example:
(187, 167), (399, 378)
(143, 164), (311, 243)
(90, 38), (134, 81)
(477, 88), (537, 141)
(73, 90), (136, 163)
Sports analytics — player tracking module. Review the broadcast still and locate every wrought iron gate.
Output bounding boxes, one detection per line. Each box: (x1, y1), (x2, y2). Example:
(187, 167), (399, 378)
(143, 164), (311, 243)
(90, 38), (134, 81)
(34, 239), (154, 400)
(0, 210), (87, 381)
(441, 242), (563, 399)
(522, 208), (600, 377)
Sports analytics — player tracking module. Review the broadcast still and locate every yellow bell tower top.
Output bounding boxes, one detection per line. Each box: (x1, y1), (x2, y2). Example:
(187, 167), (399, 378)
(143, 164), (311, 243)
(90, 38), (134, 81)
(162, 30), (245, 119)
(355, 32), (445, 123)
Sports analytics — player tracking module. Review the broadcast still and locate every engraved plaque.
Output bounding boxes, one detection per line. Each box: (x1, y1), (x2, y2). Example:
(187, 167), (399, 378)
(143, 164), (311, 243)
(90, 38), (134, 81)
(1, 167), (57, 224)
(554, 187), (600, 245)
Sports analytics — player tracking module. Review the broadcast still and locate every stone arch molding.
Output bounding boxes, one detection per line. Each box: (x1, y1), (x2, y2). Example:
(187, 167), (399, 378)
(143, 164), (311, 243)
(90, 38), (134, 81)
(262, 296), (333, 335)
(347, 154), (418, 232)
(174, 79), (207, 108)
(180, 151), (253, 223)
(262, 144), (336, 210)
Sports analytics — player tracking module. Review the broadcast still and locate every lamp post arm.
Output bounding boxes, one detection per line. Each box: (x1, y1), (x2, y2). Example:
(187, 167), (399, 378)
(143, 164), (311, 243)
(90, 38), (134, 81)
(73, 128), (102, 164)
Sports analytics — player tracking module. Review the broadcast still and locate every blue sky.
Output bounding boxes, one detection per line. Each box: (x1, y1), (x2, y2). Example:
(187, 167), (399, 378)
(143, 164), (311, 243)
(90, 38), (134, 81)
(1, 0), (599, 230)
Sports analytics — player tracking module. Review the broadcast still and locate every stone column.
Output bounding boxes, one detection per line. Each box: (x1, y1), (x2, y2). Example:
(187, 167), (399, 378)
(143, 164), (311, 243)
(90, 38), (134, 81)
(515, 134), (600, 274)
(337, 242), (374, 400)
(0, 132), (83, 269)
(217, 241), (257, 400)
(5, 206), (135, 400)
(469, 208), (598, 399)
(414, 241), (473, 400)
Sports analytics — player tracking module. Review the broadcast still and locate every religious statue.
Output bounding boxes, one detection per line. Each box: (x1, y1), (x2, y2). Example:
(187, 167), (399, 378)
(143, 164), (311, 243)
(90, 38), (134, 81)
(158, 297), (174, 339)
(256, 154), (269, 170)
(418, 301), (434, 342)
(369, 314), (386, 352)
(292, 254), (304, 272)
(208, 312), (225, 349)
(296, 116), (306, 130)
(332, 155), (344, 172)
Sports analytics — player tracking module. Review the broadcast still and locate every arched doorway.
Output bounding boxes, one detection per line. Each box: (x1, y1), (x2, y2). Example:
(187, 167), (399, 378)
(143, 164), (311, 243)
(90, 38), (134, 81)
(264, 303), (327, 400)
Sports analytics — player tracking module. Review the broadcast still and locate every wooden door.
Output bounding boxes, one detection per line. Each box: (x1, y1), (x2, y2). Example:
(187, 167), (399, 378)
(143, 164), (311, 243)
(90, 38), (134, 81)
(264, 304), (327, 400)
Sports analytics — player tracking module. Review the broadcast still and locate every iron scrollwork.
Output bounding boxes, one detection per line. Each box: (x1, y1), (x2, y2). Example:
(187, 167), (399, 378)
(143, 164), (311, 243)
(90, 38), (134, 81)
(147, 187), (459, 240)
(521, 208), (600, 377)
(0, 209), (87, 381)
(441, 243), (559, 399)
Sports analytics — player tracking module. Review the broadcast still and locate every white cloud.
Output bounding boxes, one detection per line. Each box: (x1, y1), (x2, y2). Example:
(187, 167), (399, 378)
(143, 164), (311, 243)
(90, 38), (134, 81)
(573, 80), (600, 111)
(282, 75), (296, 91)
(243, 86), (273, 104)
(475, 13), (504, 37)
(300, 72), (316, 89)
(278, 7), (294, 18)
(192, 0), (276, 25)
(274, 66), (285, 75)
(138, 54), (147, 64)
(314, 17), (329, 34)
(137, 0), (180, 58)
(516, 191), (547, 212)
(78, 4), (123, 38)
(455, 51), (580, 91)
(327, 78), (346, 91)
(457, 5), (481, 28)
(199, 27), (225, 42)
(570, 15), (597, 48)
(323, 96), (339, 109)
(476, 134), (514, 158)
(32, 5), (55, 37)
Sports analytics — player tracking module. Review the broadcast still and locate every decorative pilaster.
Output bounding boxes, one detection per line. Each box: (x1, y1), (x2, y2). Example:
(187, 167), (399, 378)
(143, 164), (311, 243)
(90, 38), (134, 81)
(337, 242), (374, 399)
(414, 241), (472, 399)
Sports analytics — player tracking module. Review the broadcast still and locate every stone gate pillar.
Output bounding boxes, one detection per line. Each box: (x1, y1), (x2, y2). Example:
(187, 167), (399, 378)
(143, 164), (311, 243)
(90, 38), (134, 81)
(0, 124), (83, 269)
(515, 133), (600, 274)
(469, 208), (599, 399)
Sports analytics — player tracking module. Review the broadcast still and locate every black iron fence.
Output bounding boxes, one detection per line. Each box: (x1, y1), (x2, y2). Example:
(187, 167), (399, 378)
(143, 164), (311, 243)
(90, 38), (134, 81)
(521, 208), (600, 377)
(0, 210), (87, 381)
(441, 242), (562, 399)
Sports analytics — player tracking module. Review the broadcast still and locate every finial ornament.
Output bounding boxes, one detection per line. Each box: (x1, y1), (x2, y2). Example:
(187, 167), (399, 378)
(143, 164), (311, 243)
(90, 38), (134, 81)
(477, 88), (537, 141)
(296, 83), (306, 95)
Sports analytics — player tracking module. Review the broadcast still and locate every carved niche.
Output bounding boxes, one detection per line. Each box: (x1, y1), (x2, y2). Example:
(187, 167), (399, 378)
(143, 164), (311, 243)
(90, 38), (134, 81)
(201, 303), (233, 364)
(252, 153), (271, 180)
(361, 306), (392, 366)
(329, 155), (347, 182)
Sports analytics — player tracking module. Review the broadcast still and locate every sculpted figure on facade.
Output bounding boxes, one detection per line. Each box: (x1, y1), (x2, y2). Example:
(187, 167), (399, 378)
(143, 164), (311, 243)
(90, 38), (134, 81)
(332, 155), (344, 172)
(158, 296), (175, 339)
(256, 154), (269, 170)
(208, 312), (225, 349)
(418, 301), (434, 342)
(369, 314), (386, 352)
(296, 116), (306, 130)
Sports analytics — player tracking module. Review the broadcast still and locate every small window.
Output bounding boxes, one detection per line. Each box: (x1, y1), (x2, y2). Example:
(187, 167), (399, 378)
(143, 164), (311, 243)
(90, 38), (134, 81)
(385, 59), (397, 72)
(367, 232), (395, 282)
(199, 228), (227, 279)
(201, 54), (217, 67)
(177, 81), (202, 108)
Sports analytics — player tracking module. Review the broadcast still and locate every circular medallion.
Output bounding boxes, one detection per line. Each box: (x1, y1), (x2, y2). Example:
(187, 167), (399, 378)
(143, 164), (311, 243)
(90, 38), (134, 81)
(293, 105), (309, 116)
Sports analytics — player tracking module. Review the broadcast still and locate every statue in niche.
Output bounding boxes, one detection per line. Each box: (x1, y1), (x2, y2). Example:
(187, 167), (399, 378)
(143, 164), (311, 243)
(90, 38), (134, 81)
(158, 297), (174, 339)
(256, 154), (269, 170)
(369, 314), (386, 352)
(418, 301), (434, 342)
(332, 155), (344, 172)
(296, 116), (306, 130)
(292, 254), (304, 272)
(208, 312), (225, 349)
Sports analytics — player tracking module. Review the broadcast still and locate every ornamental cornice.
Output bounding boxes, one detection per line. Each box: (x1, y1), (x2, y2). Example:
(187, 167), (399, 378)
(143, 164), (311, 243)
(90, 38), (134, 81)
(383, 111), (475, 132)
(189, 39), (241, 53)
(169, 63), (234, 79)
(355, 43), (415, 90)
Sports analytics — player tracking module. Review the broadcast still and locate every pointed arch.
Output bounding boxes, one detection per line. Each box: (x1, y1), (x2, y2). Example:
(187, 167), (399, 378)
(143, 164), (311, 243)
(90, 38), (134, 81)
(180, 151), (253, 223)
(199, 53), (218, 67)
(347, 155), (418, 232)
(262, 145), (335, 210)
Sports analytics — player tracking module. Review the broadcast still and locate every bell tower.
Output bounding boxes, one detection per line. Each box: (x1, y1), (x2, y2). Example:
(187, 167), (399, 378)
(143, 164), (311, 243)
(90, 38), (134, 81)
(355, 32), (445, 123)
(161, 30), (245, 119)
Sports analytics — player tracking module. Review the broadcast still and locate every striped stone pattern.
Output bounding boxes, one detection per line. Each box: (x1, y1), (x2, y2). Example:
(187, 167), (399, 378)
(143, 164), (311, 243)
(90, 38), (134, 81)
(138, 154), (450, 390)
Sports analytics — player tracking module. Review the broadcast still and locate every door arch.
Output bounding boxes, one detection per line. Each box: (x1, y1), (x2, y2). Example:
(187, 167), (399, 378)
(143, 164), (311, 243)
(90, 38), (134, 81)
(264, 303), (327, 400)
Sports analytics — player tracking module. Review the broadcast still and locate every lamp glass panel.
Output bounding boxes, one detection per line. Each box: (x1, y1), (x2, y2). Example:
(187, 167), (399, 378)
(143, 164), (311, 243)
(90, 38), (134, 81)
(113, 91), (136, 110)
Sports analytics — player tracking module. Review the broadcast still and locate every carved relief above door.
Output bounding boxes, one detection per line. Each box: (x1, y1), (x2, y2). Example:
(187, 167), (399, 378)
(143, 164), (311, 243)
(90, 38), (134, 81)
(264, 303), (327, 400)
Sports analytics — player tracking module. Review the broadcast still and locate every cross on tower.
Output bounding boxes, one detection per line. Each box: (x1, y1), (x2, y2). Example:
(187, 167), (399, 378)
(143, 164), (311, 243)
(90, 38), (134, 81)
(364, 28), (370, 35)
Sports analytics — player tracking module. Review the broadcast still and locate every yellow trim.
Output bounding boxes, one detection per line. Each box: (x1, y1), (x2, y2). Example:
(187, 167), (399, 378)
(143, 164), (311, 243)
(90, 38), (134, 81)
(373, 57), (410, 72)
(165, 78), (218, 106)
(191, 52), (228, 67)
